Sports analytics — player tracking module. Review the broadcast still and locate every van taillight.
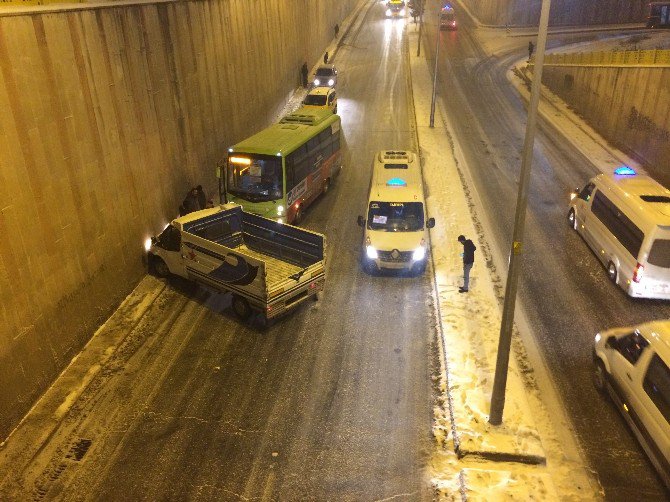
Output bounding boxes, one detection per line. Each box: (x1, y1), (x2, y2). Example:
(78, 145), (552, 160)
(633, 262), (644, 283)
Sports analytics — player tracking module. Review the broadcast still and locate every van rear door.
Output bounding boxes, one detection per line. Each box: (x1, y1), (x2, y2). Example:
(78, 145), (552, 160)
(641, 227), (670, 297)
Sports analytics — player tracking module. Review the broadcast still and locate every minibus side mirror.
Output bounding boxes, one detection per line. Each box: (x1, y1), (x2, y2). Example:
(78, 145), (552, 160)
(427, 218), (435, 229)
(605, 336), (618, 350)
(357, 216), (365, 227)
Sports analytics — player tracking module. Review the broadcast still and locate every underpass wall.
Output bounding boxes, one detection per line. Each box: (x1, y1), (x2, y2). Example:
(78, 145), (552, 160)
(539, 63), (670, 181)
(0, 0), (357, 439)
(460, 0), (648, 27)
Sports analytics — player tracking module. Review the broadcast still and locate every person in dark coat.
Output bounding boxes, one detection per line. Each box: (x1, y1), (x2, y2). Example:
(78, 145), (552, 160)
(196, 185), (206, 210)
(301, 62), (309, 87)
(182, 188), (200, 214)
(457, 235), (476, 293)
(323, 52), (329, 64)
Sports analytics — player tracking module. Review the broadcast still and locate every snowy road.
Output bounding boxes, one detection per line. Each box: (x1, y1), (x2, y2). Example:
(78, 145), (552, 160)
(0, 3), (437, 501)
(423, 2), (669, 499)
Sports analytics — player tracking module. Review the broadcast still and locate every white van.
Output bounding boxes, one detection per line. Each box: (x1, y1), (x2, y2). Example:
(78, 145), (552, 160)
(568, 168), (670, 299)
(594, 319), (670, 488)
(357, 150), (435, 275)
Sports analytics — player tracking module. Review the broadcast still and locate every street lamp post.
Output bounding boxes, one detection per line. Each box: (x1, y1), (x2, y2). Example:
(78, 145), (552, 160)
(417, 0), (425, 56)
(429, 3), (440, 128)
(489, 0), (552, 426)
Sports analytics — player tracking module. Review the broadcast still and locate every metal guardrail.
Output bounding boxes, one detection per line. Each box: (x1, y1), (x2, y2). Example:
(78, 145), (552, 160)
(537, 49), (670, 67)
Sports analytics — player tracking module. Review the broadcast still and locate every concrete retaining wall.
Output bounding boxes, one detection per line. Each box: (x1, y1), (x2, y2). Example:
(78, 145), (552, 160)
(0, 0), (358, 439)
(461, 0), (649, 27)
(539, 63), (670, 183)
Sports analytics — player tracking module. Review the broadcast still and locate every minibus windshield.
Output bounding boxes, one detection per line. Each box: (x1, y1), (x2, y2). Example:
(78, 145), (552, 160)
(368, 201), (424, 231)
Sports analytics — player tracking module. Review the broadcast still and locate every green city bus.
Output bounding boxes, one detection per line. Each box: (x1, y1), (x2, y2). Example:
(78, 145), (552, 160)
(221, 107), (342, 224)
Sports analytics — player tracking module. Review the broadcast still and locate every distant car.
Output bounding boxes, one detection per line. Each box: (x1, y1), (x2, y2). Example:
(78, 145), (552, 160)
(303, 87), (337, 114)
(593, 319), (670, 488)
(313, 65), (338, 88)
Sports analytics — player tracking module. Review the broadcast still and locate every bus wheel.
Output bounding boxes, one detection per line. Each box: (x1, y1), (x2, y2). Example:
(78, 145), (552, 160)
(153, 258), (171, 278)
(568, 209), (577, 230)
(293, 206), (303, 225)
(232, 295), (252, 320)
(607, 262), (617, 284)
(323, 178), (331, 194)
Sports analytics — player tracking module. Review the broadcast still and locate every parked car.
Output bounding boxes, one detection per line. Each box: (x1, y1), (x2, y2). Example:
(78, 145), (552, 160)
(593, 319), (670, 488)
(313, 64), (338, 88)
(303, 86), (337, 113)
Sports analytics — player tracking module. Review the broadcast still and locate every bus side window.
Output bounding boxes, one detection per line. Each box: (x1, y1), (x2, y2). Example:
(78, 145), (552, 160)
(285, 154), (296, 191)
(579, 182), (595, 201)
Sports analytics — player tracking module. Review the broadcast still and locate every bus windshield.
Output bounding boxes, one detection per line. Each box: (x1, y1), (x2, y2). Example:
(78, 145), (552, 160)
(367, 201), (424, 231)
(304, 94), (327, 106)
(227, 154), (283, 202)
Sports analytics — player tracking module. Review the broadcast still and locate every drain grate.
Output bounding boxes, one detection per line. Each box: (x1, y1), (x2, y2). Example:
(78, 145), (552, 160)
(66, 438), (92, 461)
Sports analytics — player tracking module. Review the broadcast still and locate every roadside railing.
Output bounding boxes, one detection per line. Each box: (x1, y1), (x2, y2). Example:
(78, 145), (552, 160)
(533, 49), (670, 67)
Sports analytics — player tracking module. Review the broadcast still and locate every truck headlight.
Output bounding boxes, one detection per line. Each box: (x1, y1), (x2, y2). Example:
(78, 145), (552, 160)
(366, 246), (378, 260)
(412, 246), (426, 261)
(314, 79), (320, 86)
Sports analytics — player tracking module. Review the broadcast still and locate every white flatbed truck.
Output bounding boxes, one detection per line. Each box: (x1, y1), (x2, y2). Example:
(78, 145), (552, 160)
(147, 203), (325, 322)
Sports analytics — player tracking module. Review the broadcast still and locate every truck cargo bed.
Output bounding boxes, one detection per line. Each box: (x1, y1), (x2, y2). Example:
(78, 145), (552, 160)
(236, 244), (304, 289)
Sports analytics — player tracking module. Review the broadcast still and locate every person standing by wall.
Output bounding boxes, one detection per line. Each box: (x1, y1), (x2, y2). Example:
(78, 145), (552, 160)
(301, 62), (308, 88)
(528, 41), (534, 60)
(457, 235), (476, 293)
(196, 185), (206, 210)
(323, 52), (329, 64)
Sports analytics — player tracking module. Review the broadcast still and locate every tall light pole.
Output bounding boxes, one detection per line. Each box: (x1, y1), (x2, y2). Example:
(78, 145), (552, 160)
(489, 0), (552, 426)
(429, 3), (441, 128)
(417, 0), (425, 56)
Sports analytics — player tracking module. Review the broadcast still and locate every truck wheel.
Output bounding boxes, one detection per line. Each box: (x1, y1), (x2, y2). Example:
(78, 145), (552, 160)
(568, 209), (577, 230)
(232, 295), (252, 320)
(153, 258), (170, 278)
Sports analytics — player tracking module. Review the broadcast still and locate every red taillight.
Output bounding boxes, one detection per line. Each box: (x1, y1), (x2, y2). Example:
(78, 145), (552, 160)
(633, 262), (644, 283)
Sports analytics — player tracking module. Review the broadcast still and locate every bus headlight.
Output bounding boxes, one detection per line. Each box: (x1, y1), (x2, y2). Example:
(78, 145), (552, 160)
(366, 245), (378, 260)
(412, 246), (426, 261)
(314, 79), (321, 86)
(328, 79), (334, 86)
(277, 205), (284, 215)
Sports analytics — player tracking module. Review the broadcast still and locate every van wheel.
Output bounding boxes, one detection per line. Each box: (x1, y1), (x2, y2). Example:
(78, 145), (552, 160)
(153, 258), (170, 278)
(232, 295), (252, 320)
(607, 262), (617, 284)
(594, 360), (607, 393)
(568, 209), (577, 230)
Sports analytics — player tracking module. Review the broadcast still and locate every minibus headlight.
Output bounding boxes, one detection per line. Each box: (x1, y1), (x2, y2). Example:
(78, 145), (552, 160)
(314, 79), (321, 86)
(386, 8), (392, 15)
(400, 8), (406, 15)
(328, 79), (335, 86)
(412, 246), (426, 261)
(366, 246), (378, 260)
